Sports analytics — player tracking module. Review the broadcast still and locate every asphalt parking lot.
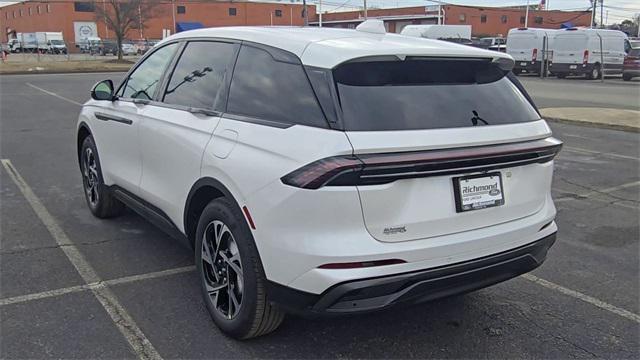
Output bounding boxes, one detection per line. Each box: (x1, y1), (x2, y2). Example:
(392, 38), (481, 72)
(0, 73), (638, 359)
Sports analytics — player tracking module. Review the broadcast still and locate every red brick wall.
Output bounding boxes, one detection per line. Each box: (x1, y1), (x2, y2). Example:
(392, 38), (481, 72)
(317, 5), (591, 37)
(0, 1), (315, 49)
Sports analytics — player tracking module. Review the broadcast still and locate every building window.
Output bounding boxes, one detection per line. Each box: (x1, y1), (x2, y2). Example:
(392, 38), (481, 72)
(520, 16), (526, 24)
(481, 14), (487, 23)
(28, 7), (32, 16)
(47, 4), (51, 13)
(12, 10), (15, 18)
(37, 5), (41, 14)
(4, 12), (8, 20)
(19, 9), (23, 17)
(459, 13), (466, 22)
(535, 16), (543, 24)
(275, 9), (282, 17)
(229, 8), (236, 16)
(74, 2), (95, 12)
(177, 5), (186, 14)
(501, 15), (508, 23)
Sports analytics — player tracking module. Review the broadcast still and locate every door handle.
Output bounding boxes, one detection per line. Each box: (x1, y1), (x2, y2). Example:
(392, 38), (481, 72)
(95, 112), (133, 125)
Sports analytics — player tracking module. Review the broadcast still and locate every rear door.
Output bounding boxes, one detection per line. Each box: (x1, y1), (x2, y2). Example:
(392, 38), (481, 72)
(333, 58), (558, 242)
(507, 33), (537, 61)
(553, 32), (587, 64)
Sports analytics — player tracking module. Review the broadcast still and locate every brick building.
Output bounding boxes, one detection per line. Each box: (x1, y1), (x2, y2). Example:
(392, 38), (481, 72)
(315, 5), (592, 37)
(0, 1), (315, 49)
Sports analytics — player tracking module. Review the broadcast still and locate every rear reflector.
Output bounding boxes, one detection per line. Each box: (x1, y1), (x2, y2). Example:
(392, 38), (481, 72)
(319, 259), (406, 269)
(242, 206), (256, 230)
(583, 50), (589, 65)
(532, 48), (538, 62)
(281, 137), (563, 189)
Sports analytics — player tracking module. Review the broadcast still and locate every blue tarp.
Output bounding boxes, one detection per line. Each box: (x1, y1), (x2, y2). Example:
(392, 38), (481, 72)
(176, 22), (204, 32)
(560, 22), (575, 29)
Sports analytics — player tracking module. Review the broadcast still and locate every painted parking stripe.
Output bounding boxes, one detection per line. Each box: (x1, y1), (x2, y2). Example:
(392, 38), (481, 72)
(0, 266), (195, 307)
(26, 82), (83, 106)
(555, 180), (640, 204)
(522, 274), (640, 324)
(564, 146), (639, 161)
(1, 159), (161, 360)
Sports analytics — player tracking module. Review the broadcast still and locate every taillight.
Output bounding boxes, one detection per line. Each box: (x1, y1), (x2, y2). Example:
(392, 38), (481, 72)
(532, 48), (538, 62)
(281, 138), (563, 189)
(583, 50), (589, 64)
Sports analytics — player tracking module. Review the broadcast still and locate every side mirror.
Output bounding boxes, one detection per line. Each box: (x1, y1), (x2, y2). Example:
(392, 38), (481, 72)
(91, 80), (115, 101)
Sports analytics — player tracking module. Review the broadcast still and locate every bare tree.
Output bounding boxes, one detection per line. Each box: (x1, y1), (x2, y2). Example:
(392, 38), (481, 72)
(94, 0), (159, 60)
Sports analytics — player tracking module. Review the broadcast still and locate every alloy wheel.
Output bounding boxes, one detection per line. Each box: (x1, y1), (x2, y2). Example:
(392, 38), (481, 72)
(82, 147), (99, 207)
(201, 220), (244, 319)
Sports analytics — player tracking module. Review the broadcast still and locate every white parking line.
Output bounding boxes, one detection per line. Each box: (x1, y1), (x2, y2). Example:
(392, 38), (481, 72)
(0, 266), (195, 307)
(521, 274), (640, 324)
(26, 82), (83, 106)
(1, 159), (161, 360)
(555, 180), (640, 203)
(564, 146), (639, 161)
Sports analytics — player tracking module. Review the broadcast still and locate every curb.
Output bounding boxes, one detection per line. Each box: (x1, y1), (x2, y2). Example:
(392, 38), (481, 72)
(545, 117), (640, 133)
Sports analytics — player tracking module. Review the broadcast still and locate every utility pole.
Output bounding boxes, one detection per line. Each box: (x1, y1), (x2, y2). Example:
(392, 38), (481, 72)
(172, 0), (176, 34)
(600, 0), (604, 28)
(525, 0), (529, 27)
(364, 0), (368, 20)
(302, 0), (308, 26)
(319, 0), (322, 27)
(590, 0), (596, 28)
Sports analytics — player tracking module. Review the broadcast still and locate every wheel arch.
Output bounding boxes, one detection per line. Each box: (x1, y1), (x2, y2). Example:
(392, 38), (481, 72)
(184, 177), (246, 249)
(77, 121), (92, 169)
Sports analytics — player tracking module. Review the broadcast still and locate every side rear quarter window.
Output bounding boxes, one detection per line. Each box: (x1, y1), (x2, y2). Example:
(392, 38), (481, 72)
(226, 45), (327, 128)
(162, 41), (238, 110)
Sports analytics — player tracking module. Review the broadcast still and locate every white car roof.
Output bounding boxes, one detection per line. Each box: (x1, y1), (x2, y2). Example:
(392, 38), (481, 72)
(162, 26), (512, 69)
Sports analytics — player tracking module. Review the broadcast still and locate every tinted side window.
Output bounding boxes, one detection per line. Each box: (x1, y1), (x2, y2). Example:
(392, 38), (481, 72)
(120, 43), (179, 100)
(163, 41), (236, 110)
(227, 45), (327, 128)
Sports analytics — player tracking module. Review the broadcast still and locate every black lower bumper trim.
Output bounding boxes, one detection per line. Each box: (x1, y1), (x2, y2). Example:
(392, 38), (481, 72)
(267, 232), (556, 315)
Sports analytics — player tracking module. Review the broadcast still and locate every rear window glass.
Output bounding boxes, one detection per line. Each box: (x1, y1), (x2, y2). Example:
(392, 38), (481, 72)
(333, 59), (540, 131)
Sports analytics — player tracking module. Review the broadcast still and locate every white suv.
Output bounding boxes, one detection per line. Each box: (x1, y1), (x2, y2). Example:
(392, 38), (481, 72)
(77, 24), (561, 339)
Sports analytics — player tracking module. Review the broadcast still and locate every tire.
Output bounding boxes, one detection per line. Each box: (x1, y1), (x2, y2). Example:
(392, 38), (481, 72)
(195, 198), (284, 339)
(587, 64), (601, 80)
(80, 135), (125, 218)
(556, 73), (567, 79)
(623, 73), (632, 81)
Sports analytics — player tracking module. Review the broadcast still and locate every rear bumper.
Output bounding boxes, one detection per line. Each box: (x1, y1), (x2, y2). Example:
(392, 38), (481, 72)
(549, 62), (593, 75)
(623, 69), (640, 77)
(514, 60), (543, 73)
(268, 232), (556, 315)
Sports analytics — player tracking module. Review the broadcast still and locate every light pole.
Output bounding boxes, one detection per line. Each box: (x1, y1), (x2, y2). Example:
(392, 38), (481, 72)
(319, 0), (322, 27)
(302, 0), (308, 26)
(364, 0), (368, 20)
(525, 0), (530, 28)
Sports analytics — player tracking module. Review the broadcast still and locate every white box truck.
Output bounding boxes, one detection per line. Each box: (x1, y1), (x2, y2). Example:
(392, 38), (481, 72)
(16, 32), (37, 52)
(401, 25), (472, 44)
(36, 32), (67, 54)
(550, 28), (630, 79)
(507, 28), (556, 75)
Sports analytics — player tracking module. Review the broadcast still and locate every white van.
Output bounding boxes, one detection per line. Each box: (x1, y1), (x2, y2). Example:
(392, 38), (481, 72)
(550, 28), (630, 79)
(507, 28), (555, 75)
(401, 25), (472, 44)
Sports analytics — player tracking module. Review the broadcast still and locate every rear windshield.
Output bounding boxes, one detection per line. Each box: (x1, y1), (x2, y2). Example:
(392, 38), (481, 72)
(333, 59), (540, 131)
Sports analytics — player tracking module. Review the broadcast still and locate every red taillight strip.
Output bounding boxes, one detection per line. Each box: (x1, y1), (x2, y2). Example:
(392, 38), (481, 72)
(319, 259), (406, 269)
(281, 137), (562, 189)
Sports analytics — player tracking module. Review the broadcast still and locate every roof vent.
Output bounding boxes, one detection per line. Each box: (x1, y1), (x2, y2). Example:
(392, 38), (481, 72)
(356, 19), (386, 35)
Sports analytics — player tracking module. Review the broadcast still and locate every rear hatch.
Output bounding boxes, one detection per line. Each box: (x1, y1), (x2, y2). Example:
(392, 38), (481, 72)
(553, 32), (588, 64)
(332, 58), (560, 242)
(507, 33), (540, 62)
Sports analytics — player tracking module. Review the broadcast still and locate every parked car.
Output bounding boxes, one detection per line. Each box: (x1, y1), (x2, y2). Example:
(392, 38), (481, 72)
(549, 28), (628, 79)
(77, 23), (561, 339)
(507, 28), (555, 75)
(623, 47), (640, 81)
(479, 37), (507, 52)
(121, 42), (137, 56)
(95, 40), (119, 56)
